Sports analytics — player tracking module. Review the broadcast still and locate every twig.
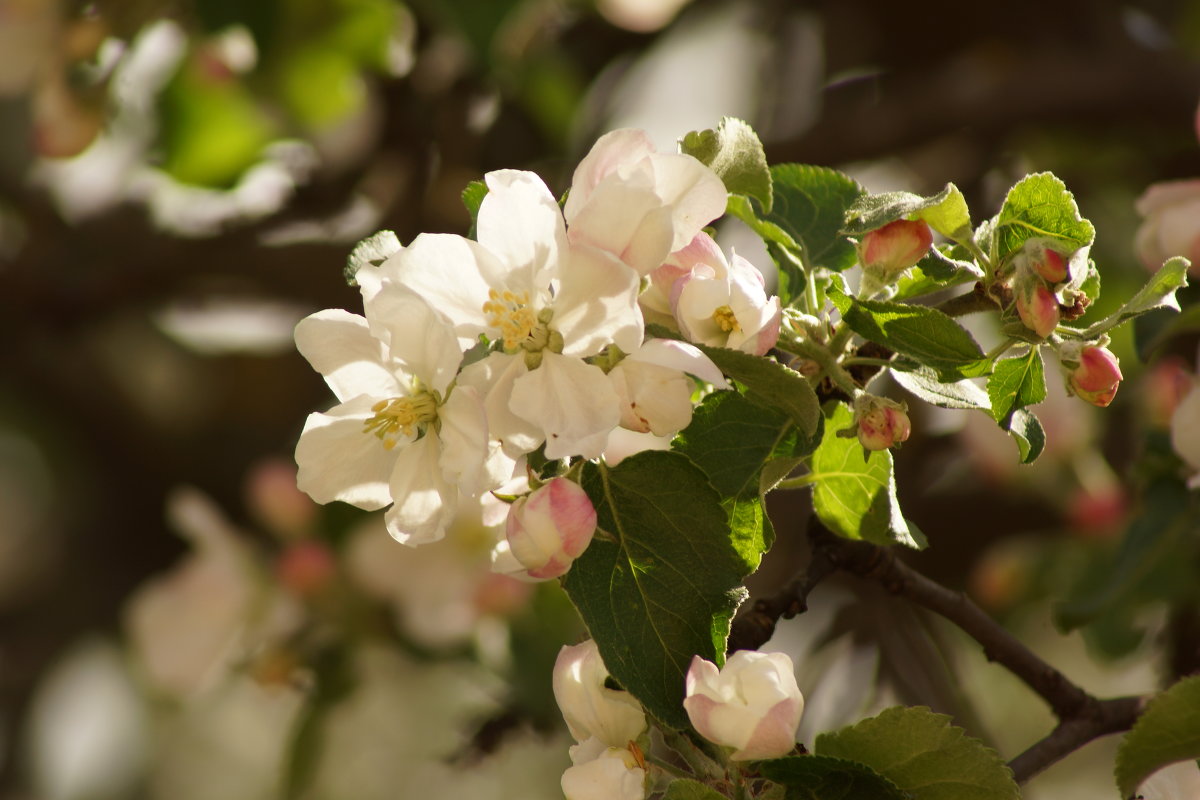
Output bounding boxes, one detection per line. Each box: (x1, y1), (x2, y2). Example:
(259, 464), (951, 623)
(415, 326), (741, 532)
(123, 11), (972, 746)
(727, 546), (837, 654)
(1007, 696), (1145, 783)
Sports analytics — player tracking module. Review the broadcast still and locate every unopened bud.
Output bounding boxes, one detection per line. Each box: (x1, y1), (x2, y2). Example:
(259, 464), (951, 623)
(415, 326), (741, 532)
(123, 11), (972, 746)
(1065, 345), (1122, 407)
(276, 540), (336, 598)
(505, 478), (597, 580)
(1029, 245), (1068, 284)
(553, 640), (647, 746)
(853, 395), (911, 452)
(860, 219), (933, 274)
(1015, 279), (1060, 339)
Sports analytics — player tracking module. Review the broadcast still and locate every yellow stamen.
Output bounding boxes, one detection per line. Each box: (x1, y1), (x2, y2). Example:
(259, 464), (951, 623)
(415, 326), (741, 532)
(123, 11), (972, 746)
(362, 394), (438, 450)
(482, 288), (538, 350)
(712, 304), (741, 333)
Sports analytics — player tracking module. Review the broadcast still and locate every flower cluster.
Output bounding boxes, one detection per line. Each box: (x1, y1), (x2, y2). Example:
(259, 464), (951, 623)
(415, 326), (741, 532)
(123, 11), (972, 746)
(1012, 239), (1071, 339)
(293, 129), (769, 577)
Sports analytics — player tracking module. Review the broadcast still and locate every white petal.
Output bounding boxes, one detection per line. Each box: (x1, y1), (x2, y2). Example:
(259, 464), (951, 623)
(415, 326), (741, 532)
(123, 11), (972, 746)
(554, 244), (644, 357)
(294, 310), (399, 402)
(627, 338), (729, 388)
(568, 176), (671, 276)
(512, 353), (620, 460)
(479, 169), (568, 289)
(438, 384), (513, 496)
(457, 351), (543, 458)
(385, 434), (457, 545)
(673, 275), (731, 346)
(648, 152), (728, 252)
(563, 129), (656, 223)
(382, 233), (503, 348)
(602, 428), (673, 466)
(362, 284), (463, 394)
(294, 396), (398, 510)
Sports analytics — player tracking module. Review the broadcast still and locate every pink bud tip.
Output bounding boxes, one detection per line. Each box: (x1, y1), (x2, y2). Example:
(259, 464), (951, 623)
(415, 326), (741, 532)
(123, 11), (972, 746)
(1031, 248), (1068, 284)
(861, 219), (933, 274)
(1016, 283), (1060, 338)
(856, 400), (912, 451)
(1069, 346), (1122, 407)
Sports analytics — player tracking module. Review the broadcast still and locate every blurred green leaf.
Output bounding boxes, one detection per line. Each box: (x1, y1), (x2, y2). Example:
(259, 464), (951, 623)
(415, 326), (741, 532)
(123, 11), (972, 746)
(1115, 675), (1200, 797)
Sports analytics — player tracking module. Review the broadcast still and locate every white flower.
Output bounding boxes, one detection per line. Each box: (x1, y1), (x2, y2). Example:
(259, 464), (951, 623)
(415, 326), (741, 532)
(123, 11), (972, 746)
(1137, 760), (1200, 800)
(563, 128), (727, 276)
(683, 650), (804, 760)
(381, 169), (643, 460)
(1170, 378), (1200, 489)
(1135, 179), (1200, 274)
(293, 287), (505, 545)
(663, 232), (781, 355)
(608, 338), (729, 436)
(553, 640), (647, 747)
(561, 738), (646, 800)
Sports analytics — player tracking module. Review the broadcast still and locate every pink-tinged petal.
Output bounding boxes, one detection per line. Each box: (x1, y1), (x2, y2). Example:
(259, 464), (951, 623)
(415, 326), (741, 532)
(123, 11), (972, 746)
(563, 129), (657, 222)
(384, 434), (456, 546)
(511, 353), (621, 460)
(479, 169), (569, 289)
(667, 231), (728, 277)
(361, 285), (463, 394)
(294, 310), (400, 402)
(457, 351), (543, 458)
(568, 176), (669, 275)
(381, 233), (504, 348)
(294, 396), (398, 510)
(627, 339), (729, 388)
(554, 244), (644, 357)
(730, 698), (802, 760)
(507, 478), (597, 579)
(646, 152), (728, 252)
(1135, 179), (1200, 215)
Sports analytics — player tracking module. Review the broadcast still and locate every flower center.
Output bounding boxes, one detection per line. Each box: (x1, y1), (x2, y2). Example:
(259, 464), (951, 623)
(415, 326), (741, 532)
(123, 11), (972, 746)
(712, 305), (741, 333)
(362, 392), (438, 450)
(483, 289), (539, 350)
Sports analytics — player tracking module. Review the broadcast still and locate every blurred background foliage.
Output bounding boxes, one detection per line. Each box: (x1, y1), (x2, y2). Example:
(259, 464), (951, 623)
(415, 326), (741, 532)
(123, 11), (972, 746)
(2, 0), (1200, 798)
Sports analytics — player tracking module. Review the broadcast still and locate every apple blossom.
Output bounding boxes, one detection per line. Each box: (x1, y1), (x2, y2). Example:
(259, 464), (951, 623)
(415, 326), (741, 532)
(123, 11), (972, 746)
(608, 338), (729, 436)
(563, 128), (727, 276)
(1062, 343), (1122, 407)
(561, 738), (646, 800)
(858, 219), (932, 275)
(293, 288), (504, 546)
(1136, 760), (1200, 800)
(1014, 276), (1060, 338)
(380, 169), (642, 460)
(683, 650), (804, 760)
(853, 394), (912, 452)
(1170, 379), (1200, 488)
(553, 639), (647, 747)
(505, 477), (598, 580)
(667, 233), (781, 355)
(1135, 179), (1200, 274)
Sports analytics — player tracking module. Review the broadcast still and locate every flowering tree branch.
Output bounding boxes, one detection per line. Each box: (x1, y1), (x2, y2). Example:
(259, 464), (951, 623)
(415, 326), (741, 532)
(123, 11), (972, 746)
(729, 519), (1147, 782)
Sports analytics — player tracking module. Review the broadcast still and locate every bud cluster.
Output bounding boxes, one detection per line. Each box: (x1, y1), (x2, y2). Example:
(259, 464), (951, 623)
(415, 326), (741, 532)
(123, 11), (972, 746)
(1011, 240), (1071, 339)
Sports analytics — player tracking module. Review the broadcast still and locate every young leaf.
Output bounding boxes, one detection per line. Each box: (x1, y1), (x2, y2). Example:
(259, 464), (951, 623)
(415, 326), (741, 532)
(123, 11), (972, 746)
(991, 172), (1095, 268)
(1078, 256), (1190, 340)
(462, 179), (488, 239)
(808, 402), (924, 549)
(680, 117), (773, 213)
(344, 229), (401, 285)
(816, 706), (1020, 800)
(1114, 675), (1200, 798)
(843, 183), (972, 243)
(1007, 408), (1046, 464)
(562, 452), (749, 730)
(663, 779), (728, 800)
(987, 348), (1046, 424)
(691, 345), (821, 440)
(756, 754), (907, 800)
(829, 288), (990, 379)
(764, 164), (865, 271)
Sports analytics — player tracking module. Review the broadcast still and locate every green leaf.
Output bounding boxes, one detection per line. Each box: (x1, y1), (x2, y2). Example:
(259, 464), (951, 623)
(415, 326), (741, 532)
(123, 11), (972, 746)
(991, 172), (1095, 268)
(816, 706), (1020, 800)
(681, 117), (773, 213)
(829, 288), (990, 380)
(1056, 480), (1193, 631)
(764, 164), (865, 271)
(344, 229), (401, 285)
(892, 264), (976, 302)
(986, 348), (1046, 424)
(1007, 408), (1046, 464)
(843, 183), (973, 243)
(808, 402), (924, 549)
(1079, 256), (1190, 340)
(663, 778), (728, 800)
(462, 179), (488, 238)
(691, 345), (821, 439)
(727, 195), (800, 251)
(675, 392), (821, 572)
(756, 755), (907, 800)
(1115, 675), (1200, 797)
(562, 452), (748, 729)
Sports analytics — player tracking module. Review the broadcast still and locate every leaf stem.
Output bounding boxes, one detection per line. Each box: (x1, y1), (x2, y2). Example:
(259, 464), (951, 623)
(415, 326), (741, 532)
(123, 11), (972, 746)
(984, 338), (1020, 361)
(774, 473), (817, 491)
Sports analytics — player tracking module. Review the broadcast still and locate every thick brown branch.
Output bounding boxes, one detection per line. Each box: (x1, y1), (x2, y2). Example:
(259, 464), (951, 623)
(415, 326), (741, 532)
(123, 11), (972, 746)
(1007, 696), (1145, 783)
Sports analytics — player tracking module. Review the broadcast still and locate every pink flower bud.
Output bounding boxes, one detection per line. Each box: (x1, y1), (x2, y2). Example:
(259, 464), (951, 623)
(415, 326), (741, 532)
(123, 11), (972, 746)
(276, 540), (336, 598)
(1029, 246), (1068, 284)
(683, 651), (804, 760)
(1067, 345), (1122, 407)
(854, 395), (911, 452)
(1015, 281), (1060, 339)
(505, 478), (598, 580)
(860, 219), (933, 274)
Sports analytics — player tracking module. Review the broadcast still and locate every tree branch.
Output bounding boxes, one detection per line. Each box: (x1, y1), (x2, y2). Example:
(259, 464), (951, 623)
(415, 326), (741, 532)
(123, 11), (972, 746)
(1007, 696), (1145, 783)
